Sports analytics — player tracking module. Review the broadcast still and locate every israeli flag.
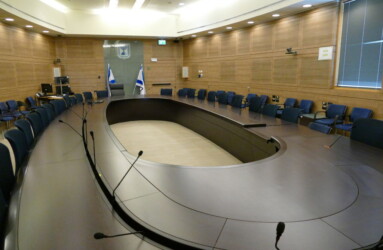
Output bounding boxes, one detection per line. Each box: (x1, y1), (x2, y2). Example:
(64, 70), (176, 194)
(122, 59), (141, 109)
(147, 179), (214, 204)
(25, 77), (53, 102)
(108, 64), (116, 84)
(135, 64), (146, 95)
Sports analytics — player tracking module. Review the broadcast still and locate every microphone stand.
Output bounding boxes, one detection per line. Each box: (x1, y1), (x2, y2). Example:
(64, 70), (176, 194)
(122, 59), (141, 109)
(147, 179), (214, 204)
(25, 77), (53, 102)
(94, 231), (143, 239)
(90, 131), (96, 167)
(275, 222), (285, 250)
(58, 120), (82, 137)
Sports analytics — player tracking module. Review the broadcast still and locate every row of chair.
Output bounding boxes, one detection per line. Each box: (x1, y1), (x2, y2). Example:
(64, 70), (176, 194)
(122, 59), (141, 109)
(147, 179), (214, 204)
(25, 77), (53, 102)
(0, 100), (31, 128)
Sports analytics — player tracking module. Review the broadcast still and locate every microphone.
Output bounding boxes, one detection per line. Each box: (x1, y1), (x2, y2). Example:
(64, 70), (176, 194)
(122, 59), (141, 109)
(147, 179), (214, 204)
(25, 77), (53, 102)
(324, 135), (342, 149)
(58, 120), (82, 137)
(112, 150), (144, 198)
(94, 231), (143, 239)
(275, 222), (285, 250)
(90, 131), (96, 167)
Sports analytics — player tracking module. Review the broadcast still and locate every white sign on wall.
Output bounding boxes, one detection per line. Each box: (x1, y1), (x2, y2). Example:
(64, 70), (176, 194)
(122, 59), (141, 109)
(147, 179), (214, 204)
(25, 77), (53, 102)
(318, 46), (334, 60)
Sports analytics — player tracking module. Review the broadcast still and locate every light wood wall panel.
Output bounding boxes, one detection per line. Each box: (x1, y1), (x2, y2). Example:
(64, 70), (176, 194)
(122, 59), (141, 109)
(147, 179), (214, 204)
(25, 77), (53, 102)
(182, 3), (383, 119)
(0, 22), (55, 103)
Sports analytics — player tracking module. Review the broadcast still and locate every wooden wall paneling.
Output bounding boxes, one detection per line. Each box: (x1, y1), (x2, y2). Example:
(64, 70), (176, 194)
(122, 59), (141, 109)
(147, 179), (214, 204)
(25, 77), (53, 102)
(31, 33), (55, 59)
(252, 58), (273, 85)
(251, 23), (273, 52)
(220, 61), (236, 81)
(12, 29), (33, 58)
(206, 61), (220, 81)
(299, 56), (333, 88)
(0, 61), (16, 89)
(190, 37), (208, 58)
(273, 16), (300, 51)
(0, 23), (14, 56)
(208, 35), (220, 57)
(236, 28), (251, 55)
(16, 63), (35, 87)
(273, 57), (299, 86)
(220, 32), (237, 56)
(236, 59), (253, 84)
(34, 63), (53, 84)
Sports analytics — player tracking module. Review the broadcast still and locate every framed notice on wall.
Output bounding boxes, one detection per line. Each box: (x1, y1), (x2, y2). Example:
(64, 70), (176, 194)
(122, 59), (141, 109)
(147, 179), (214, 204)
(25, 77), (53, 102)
(53, 67), (61, 77)
(318, 47), (333, 60)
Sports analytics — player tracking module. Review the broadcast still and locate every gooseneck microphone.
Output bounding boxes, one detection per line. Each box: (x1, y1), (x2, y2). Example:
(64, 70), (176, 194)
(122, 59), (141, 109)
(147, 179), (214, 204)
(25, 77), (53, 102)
(112, 150), (144, 198)
(324, 135), (342, 149)
(94, 231), (143, 240)
(275, 222), (285, 250)
(90, 131), (96, 167)
(58, 120), (82, 137)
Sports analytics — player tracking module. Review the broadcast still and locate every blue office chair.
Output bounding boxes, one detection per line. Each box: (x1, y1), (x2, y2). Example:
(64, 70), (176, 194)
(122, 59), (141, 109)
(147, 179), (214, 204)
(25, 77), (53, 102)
(95, 90), (109, 99)
(217, 93), (229, 105)
(314, 104), (347, 126)
(231, 95), (244, 108)
(276, 98), (297, 117)
(26, 113), (44, 137)
(207, 91), (217, 102)
(160, 88), (173, 96)
(259, 95), (268, 108)
(15, 119), (34, 149)
(335, 107), (372, 133)
(42, 103), (56, 121)
(281, 108), (302, 123)
(350, 118), (383, 149)
(0, 103), (15, 129)
(69, 96), (77, 105)
(227, 92), (235, 105)
(35, 108), (50, 128)
(216, 90), (226, 102)
(262, 104), (279, 117)
(245, 93), (257, 107)
(83, 91), (93, 103)
(249, 96), (263, 113)
(74, 93), (84, 103)
(177, 88), (188, 97)
(26, 96), (38, 110)
(298, 99), (313, 114)
(197, 89), (207, 100)
(0, 143), (16, 202)
(4, 129), (28, 172)
(0, 101), (21, 119)
(187, 88), (196, 98)
(7, 100), (30, 117)
(308, 122), (332, 134)
(62, 95), (72, 108)
(0, 190), (8, 229)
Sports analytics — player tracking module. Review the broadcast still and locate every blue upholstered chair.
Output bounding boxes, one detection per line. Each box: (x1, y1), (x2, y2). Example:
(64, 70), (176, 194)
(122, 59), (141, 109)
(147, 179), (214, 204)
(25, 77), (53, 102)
(281, 108), (302, 123)
(298, 99), (313, 114)
(231, 95), (244, 108)
(26, 113), (44, 137)
(74, 93), (84, 103)
(42, 104), (56, 122)
(262, 104), (279, 117)
(160, 88), (173, 96)
(227, 92), (235, 105)
(217, 93), (230, 105)
(69, 96), (77, 105)
(177, 88), (188, 97)
(0, 102), (14, 128)
(35, 108), (50, 128)
(83, 91), (93, 103)
(0, 191), (7, 228)
(249, 96), (263, 113)
(7, 100), (30, 116)
(4, 129), (28, 172)
(0, 101), (21, 119)
(276, 98), (297, 117)
(245, 93), (257, 107)
(335, 107), (373, 133)
(314, 104), (347, 126)
(15, 119), (34, 149)
(26, 96), (38, 110)
(308, 122), (332, 134)
(350, 118), (383, 149)
(0, 143), (16, 202)
(207, 91), (217, 102)
(62, 95), (72, 108)
(187, 88), (196, 98)
(259, 95), (268, 108)
(94, 90), (109, 99)
(216, 90), (225, 97)
(197, 89), (207, 100)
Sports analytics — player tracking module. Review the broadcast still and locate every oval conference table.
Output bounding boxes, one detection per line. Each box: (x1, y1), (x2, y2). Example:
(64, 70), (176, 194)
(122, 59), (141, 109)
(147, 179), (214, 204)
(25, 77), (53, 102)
(4, 95), (383, 250)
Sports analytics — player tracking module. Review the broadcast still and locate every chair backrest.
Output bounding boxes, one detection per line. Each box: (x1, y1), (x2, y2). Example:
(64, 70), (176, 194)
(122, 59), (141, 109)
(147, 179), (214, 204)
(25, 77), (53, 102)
(110, 84), (124, 96)
(249, 96), (263, 113)
(0, 143), (16, 202)
(283, 98), (297, 108)
(160, 88), (173, 96)
(217, 93), (229, 105)
(74, 93), (84, 103)
(308, 122), (332, 134)
(26, 113), (43, 137)
(246, 94), (257, 106)
(187, 88), (196, 98)
(350, 118), (383, 149)
(4, 129), (28, 171)
(231, 95), (244, 108)
(326, 104), (347, 119)
(42, 104), (56, 121)
(35, 108), (50, 128)
(26, 96), (38, 109)
(259, 95), (268, 108)
(197, 89), (207, 100)
(83, 92), (93, 102)
(177, 88), (188, 97)
(6, 100), (18, 112)
(227, 92), (235, 105)
(69, 96), (77, 106)
(262, 104), (279, 117)
(95, 90), (109, 98)
(0, 190), (7, 229)
(349, 107), (373, 122)
(62, 95), (71, 108)
(281, 107), (302, 123)
(207, 91), (216, 102)
(0, 102), (9, 114)
(15, 119), (34, 148)
(299, 99), (313, 114)
(216, 90), (225, 96)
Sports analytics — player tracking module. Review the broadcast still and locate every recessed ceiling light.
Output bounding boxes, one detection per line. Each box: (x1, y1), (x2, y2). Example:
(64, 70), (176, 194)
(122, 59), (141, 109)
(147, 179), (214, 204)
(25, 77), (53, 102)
(25, 25), (33, 28)
(226, 27), (233, 30)
(303, 4), (312, 8)
(272, 14), (280, 17)
(5, 18), (14, 22)
(179, 2), (185, 6)
(247, 21), (255, 24)
(191, 35), (197, 37)
(43, 30), (50, 33)
(208, 31), (214, 34)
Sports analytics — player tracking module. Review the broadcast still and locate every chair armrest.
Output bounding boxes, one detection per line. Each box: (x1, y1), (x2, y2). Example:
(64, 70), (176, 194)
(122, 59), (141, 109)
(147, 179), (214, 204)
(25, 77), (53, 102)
(314, 111), (325, 119)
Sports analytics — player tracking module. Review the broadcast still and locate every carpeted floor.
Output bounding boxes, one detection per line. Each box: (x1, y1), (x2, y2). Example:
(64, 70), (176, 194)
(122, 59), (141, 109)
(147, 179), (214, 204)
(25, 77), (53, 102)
(111, 120), (242, 167)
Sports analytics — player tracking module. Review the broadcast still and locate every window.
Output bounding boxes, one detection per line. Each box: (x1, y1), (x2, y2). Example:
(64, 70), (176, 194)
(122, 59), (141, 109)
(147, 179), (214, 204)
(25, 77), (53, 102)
(338, 0), (383, 89)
